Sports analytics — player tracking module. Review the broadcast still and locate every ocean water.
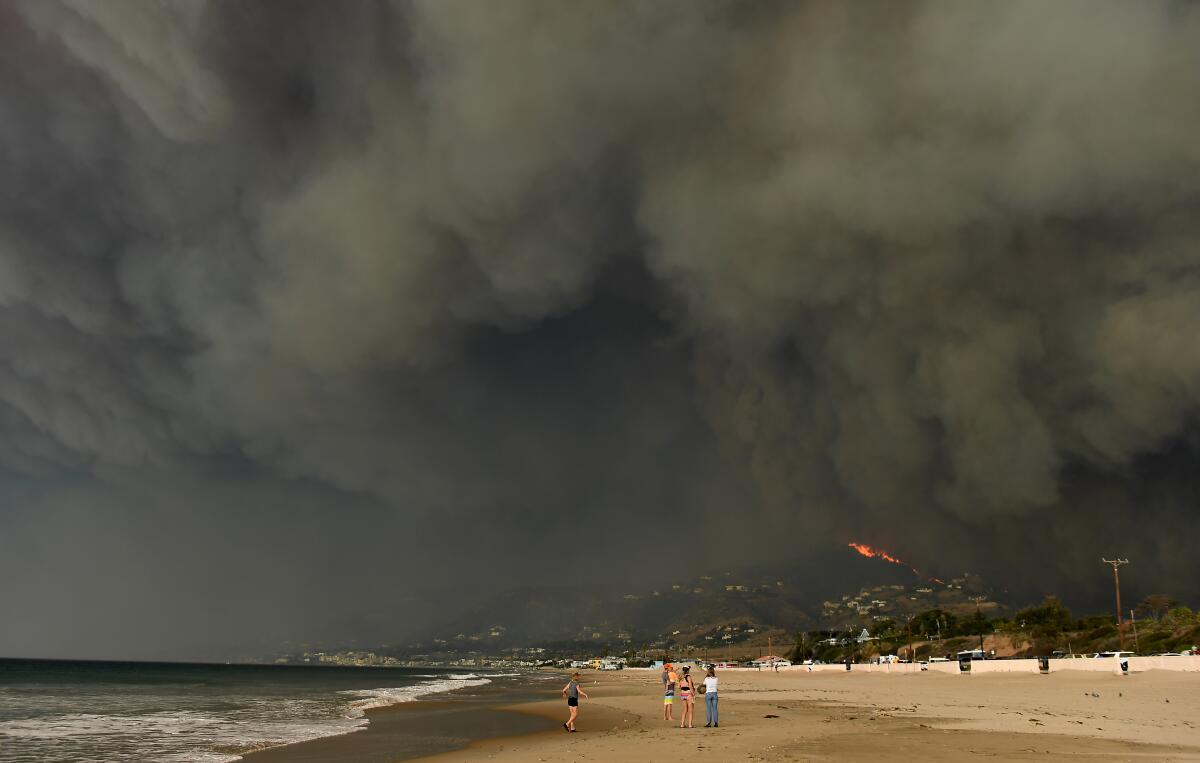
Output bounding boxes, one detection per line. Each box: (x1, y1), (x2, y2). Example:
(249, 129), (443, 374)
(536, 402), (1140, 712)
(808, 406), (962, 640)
(0, 658), (516, 762)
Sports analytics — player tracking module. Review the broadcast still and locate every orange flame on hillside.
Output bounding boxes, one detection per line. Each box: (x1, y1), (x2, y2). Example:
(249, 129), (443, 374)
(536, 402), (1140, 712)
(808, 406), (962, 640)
(847, 542), (944, 584)
(848, 542), (906, 566)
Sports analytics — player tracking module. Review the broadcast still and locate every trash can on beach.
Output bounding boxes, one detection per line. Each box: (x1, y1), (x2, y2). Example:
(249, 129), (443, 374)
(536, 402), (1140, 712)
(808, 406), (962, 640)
(958, 656), (971, 673)
(1038, 657), (1050, 674)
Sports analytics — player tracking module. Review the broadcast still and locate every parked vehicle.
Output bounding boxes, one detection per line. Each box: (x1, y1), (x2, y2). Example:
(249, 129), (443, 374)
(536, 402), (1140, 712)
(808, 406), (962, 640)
(1094, 651), (1136, 659)
(750, 656), (792, 668)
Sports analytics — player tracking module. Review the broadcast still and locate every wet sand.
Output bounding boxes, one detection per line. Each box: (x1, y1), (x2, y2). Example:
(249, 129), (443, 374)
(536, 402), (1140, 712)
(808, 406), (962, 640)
(241, 700), (557, 763)
(245, 668), (1200, 762)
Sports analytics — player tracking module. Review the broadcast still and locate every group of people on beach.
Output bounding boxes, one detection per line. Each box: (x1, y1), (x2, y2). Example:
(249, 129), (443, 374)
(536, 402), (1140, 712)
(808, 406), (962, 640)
(661, 662), (719, 728)
(561, 662), (720, 733)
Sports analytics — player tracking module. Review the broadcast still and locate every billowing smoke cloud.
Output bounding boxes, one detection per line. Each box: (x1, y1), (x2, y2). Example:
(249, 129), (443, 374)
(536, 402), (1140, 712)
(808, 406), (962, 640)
(2, 0), (1200, 658)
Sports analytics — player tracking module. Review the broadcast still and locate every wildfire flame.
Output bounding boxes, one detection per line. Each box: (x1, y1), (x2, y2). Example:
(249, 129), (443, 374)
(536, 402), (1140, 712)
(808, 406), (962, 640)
(847, 542), (944, 584)
(847, 542), (906, 566)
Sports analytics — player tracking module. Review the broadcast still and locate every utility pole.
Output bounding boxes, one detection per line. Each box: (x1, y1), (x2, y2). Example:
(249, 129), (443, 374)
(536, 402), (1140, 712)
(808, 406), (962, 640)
(906, 616), (914, 663)
(1101, 558), (1129, 650)
(970, 595), (987, 653)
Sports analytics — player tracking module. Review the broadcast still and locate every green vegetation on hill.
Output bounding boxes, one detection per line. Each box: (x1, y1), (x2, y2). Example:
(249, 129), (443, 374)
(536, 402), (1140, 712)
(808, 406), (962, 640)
(789, 595), (1200, 663)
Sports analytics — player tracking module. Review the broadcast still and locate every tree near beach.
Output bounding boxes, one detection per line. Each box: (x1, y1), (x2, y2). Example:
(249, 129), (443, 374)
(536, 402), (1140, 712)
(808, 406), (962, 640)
(910, 610), (957, 640)
(1135, 595), (1181, 622)
(790, 632), (809, 663)
(1012, 597), (1074, 639)
(782, 593), (1200, 664)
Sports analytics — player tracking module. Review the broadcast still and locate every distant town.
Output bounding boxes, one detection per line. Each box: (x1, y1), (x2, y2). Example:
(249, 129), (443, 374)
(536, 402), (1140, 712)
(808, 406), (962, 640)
(266, 570), (1199, 668)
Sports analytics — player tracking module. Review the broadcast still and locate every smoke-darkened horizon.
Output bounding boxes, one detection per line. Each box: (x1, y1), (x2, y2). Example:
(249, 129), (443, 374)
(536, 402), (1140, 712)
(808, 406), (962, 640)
(3, 0), (1200, 660)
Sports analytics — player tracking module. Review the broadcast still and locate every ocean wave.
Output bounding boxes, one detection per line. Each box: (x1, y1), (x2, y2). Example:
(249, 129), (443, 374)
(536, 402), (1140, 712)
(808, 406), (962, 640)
(411, 671), (521, 680)
(339, 676), (490, 711)
(0, 708), (365, 762)
(0, 676), (492, 762)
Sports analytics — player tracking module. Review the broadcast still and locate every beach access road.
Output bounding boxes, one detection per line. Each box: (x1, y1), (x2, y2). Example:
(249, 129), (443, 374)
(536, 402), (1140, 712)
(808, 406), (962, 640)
(412, 668), (1200, 762)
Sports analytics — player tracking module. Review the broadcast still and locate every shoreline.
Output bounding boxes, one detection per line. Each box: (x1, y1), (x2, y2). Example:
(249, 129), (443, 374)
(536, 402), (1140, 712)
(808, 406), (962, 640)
(239, 672), (556, 763)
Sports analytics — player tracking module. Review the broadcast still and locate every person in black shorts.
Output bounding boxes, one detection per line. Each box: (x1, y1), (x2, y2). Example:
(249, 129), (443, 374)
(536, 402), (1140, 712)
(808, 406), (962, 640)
(561, 672), (589, 731)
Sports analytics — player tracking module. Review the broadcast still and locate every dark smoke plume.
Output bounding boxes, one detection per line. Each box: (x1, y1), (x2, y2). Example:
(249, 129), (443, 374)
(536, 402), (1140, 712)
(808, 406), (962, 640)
(3, 0), (1200, 658)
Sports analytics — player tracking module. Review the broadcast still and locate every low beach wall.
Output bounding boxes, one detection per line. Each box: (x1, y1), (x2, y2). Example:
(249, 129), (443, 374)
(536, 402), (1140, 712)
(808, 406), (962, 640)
(630, 657), (1200, 675)
(765, 656), (1200, 674)
(1124, 655), (1200, 672)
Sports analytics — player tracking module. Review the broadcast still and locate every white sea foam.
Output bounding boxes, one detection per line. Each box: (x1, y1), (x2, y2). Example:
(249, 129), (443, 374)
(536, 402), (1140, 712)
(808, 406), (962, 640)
(0, 676), (493, 762)
(0, 708), (364, 762)
(339, 676), (490, 711)
(414, 671), (520, 680)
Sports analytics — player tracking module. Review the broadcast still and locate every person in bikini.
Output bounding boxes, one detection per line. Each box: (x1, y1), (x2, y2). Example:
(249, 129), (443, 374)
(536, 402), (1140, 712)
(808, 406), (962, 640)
(562, 672), (589, 732)
(678, 665), (695, 728)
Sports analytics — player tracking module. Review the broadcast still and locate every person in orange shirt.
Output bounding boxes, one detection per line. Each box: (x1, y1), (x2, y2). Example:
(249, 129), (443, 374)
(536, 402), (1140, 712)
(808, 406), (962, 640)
(662, 663), (678, 721)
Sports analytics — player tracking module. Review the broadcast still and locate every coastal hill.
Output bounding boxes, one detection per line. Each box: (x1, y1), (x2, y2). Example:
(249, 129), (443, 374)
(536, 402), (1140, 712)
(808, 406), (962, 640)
(396, 559), (1003, 659)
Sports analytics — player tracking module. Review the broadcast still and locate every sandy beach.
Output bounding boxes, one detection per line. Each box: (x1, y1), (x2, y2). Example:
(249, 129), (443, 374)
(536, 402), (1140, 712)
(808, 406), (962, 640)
(418, 669), (1200, 762)
(241, 700), (556, 763)
(247, 667), (1200, 762)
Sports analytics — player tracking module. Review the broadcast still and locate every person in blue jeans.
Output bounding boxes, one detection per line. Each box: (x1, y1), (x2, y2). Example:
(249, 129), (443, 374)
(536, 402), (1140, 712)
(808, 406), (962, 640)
(703, 666), (719, 727)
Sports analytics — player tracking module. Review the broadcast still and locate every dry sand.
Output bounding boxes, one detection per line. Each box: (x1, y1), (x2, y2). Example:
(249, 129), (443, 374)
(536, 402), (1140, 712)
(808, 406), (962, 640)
(409, 668), (1200, 762)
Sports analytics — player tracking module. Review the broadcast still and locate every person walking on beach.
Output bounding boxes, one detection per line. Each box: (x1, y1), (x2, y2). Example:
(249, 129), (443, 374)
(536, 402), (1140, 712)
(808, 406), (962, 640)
(678, 666), (695, 728)
(663, 663), (677, 721)
(562, 672), (588, 732)
(703, 666), (719, 727)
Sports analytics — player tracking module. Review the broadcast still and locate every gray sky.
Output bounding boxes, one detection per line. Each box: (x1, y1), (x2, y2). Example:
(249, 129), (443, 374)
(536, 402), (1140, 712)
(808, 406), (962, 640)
(3, 0), (1200, 660)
